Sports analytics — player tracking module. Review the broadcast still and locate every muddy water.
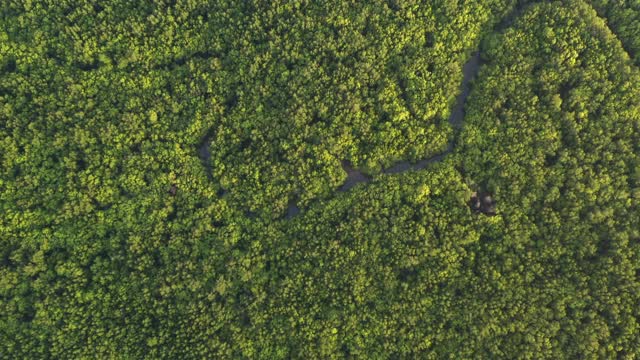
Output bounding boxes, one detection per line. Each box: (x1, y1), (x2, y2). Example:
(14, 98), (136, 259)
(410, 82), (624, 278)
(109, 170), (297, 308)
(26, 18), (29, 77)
(198, 136), (212, 178)
(286, 200), (301, 218)
(339, 160), (372, 192)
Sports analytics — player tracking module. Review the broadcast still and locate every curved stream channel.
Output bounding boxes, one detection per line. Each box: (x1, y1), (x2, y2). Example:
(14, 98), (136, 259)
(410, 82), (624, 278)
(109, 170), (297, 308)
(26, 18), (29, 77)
(284, 52), (481, 218)
(339, 52), (480, 191)
(197, 54), (480, 219)
(197, 5), (525, 219)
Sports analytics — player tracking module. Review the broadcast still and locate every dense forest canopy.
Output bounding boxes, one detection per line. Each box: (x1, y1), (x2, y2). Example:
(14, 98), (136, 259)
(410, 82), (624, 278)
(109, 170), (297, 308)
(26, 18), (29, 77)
(590, 0), (640, 65)
(1, 0), (639, 358)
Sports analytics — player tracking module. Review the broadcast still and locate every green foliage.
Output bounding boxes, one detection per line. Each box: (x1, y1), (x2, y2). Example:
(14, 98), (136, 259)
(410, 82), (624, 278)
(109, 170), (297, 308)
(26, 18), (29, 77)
(459, 1), (640, 357)
(1, 0), (640, 358)
(589, 0), (640, 65)
(204, 0), (516, 215)
(251, 163), (487, 358)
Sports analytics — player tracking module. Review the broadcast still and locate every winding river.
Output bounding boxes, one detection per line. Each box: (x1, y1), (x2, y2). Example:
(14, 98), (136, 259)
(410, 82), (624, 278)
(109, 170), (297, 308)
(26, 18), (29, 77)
(338, 52), (481, 193)
(198, 52), (481, 220)
(197, 4), (525, 219)
(288, 51), (480, 219)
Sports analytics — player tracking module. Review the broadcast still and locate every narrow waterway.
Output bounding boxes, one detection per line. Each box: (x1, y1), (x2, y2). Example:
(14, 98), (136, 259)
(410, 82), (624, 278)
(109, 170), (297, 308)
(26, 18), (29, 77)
(197, 3), (524, 220)
(199, 52), (482, 219)
(337, 51), (480, 192)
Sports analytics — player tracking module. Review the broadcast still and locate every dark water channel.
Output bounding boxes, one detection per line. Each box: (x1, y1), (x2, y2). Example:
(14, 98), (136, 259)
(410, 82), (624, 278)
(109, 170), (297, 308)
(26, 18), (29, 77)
(198, 52), (482, 219)
(197, 52), (481, 219)
(284, 52), (481, 218)
(195, 3), (530, 219)
(338, 52), (481, 192)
